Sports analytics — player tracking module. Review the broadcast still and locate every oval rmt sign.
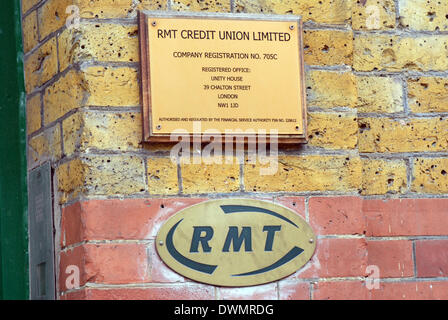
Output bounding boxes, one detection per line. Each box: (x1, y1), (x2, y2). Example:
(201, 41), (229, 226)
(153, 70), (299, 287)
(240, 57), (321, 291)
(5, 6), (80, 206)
(156, 199), (316, 287)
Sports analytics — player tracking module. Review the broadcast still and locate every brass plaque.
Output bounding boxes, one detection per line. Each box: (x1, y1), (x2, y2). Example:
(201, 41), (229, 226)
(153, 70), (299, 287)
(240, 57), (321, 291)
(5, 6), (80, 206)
(139, 12), (307, 143)
(156, 199), (316, 287)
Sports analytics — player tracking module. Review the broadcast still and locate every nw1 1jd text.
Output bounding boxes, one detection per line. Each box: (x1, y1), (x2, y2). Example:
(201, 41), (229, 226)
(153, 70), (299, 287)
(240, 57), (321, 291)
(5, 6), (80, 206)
(174, 304), (274, 317)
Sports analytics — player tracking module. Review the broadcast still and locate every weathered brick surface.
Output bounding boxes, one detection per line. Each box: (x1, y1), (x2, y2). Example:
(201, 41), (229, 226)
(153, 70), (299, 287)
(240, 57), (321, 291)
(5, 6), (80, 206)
(245, 155), (361, 192)
(367, 240), (414, 278)
(408, 77), (448, 113)
(297, 238), (368, 278)
(61, 198), (205, 247)
(173, 0), (231, 12)
(352, 0), (396, 30)
(43, 69), (86, 124)
(361, 159), (407, 195)
(64, 285), (215, 300)
(356, 76), (403, 113)
(235, 0), (351, 24)
(313, 281), (369, 300)
(28, 124), (62, 167)
(181, 156), (240, 193)
(307, 112), (358, 150)
(38, 0), (72, 40)
(412, 158), (448, 194)
(220, 283), (278, 300)
(415, 240), (448, 278)
(398, 0), (448, 31)
(354, 35), (448, 72)
(24, 37), (58, 93)
(303, 30), (353, 66)
(22, 10), (39, 53)
(363, 199), (448, 236)
(278, 280), (310, 300)
(147, 157), (179, 194)
(26, 93), (41, 135)
(359, 117), (448, 153)
(306, 70), (357, 108)
(308, 197), (364, 235)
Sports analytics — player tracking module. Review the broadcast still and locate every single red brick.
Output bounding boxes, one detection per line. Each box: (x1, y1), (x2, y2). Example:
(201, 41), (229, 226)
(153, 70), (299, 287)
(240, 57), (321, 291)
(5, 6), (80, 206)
(313, 281), (371, 300)
(309, 197), (364, 235)
(415, 240), (448, 277)
(364, 199), (448, 236)
(372, 281), (448, 300)
(278, 280), (310, 300)
(61, 198), (206, 247)
(367, 240), (414, 278)
(83, 243), (149, 284)
(59, 246), (87, 292)
(297, 238), (368, 278)
(59, 289), (87, 300)
(80, 285), (215, 300)
(148, 242), (185, 283)
(219, 283), (278, 300)
(61, 202), (83, 247)
(274, 196), (306, 220)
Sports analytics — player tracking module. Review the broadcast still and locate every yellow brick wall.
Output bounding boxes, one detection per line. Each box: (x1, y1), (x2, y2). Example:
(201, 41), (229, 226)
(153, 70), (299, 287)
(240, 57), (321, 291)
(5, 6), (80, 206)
(22, 0), (448, 203)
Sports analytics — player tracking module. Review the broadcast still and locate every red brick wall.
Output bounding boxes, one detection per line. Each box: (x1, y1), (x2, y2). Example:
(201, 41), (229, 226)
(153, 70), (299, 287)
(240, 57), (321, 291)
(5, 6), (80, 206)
(59, 197), (448, 300)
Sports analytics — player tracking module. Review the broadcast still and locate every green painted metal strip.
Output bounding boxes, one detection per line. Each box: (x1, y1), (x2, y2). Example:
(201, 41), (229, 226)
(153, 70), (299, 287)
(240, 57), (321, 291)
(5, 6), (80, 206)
(0, 0), (29, 299)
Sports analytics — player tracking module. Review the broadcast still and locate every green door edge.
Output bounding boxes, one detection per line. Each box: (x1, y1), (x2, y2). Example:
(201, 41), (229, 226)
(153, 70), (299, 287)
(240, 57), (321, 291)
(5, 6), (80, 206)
(0, 0), (29, 299)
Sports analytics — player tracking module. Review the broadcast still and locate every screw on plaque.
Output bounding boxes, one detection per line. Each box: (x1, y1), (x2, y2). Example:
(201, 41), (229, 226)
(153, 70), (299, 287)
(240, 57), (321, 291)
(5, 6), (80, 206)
(152, 21), (157, 27)
(295, 126), (300, 130)
(309, 238), (314, 244)
(159, 240), (164, 246)
(156, 125), (162, 130)
(289, 25), (295, 30)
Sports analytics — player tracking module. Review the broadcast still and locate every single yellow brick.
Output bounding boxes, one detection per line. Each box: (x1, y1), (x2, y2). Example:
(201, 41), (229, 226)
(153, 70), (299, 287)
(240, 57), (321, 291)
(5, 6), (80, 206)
(354, 35), (448, 72)
(43, 69), (86, 124)
(398, 0), (448, 31)
(352, 0), (396, 30)
(172, 0), (231, 12)
(24, 37), (58, 93)
(361, 159), (407, 195)
(38, 0), (72, 40)
(358, 117), (448, 153)
(147, 157), (179, 195)
(75, 23), (139, 63)
(83, 112), (142, 151)
(303, 30), (353, 66)
(235, 0), (352, 24)
(83, 155), (146, 196)
(181, 156), (240, 193)
(408, 77), (448, 113)
(57, 28), (76, 73)
(138, 0), (167, 10)
(62, 112), (84, 157)
(412, 158), (448, 194)
(307, 112), (358, 150)
(76, 0), (133, 18)
(22, 0), (40, 14)
(28, 125), (62, 168)
(244, 155), (362, 192)
(26, 94), (41, 135)
(306, 70), (357, 108)
(22, 10), (39, 53)
(356, 76), (403, 113)
(56, 158), (85, 204)
(83, 66), (140, 106)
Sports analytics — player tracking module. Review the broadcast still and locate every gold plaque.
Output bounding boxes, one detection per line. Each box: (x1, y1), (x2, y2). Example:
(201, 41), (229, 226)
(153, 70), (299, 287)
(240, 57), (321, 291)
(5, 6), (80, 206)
(156, 199), (316, 287)
(139, 12), (307, 143)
